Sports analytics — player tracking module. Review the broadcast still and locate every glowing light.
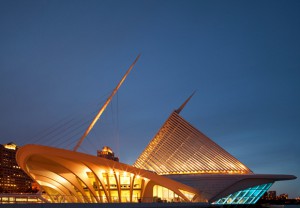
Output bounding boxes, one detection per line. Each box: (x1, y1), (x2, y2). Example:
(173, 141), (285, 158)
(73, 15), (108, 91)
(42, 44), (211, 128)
(4, 143), (17, 150)
(213, 183), (273, 205)
(134, 112), (252, 175)
(159, 170), (248, 175)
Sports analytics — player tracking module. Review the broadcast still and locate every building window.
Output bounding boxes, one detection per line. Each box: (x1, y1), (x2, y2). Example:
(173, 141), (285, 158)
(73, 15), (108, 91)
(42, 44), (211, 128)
(212, 183), (273, 205)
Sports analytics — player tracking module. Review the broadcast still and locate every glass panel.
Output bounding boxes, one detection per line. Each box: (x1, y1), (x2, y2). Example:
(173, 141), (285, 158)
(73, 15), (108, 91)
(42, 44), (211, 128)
(108, 175), (117, 189)
(121, 190), (130, 202)
(132, 190), (141, 202)
(133, 177), (142, 189)
(212, 183), (273, 205)
(120, 176), (130, 189)
(110, 190), (118, 202)
(153, 185), (184, 202)
(179, 189), (195, 201)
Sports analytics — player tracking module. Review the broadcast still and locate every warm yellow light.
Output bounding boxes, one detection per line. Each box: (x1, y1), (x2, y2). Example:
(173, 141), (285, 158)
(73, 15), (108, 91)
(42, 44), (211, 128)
(4, 143), (17, 150)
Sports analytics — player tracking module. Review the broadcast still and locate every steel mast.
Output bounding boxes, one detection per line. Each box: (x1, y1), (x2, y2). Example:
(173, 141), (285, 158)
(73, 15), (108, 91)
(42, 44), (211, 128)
(73, 54), (141, 151)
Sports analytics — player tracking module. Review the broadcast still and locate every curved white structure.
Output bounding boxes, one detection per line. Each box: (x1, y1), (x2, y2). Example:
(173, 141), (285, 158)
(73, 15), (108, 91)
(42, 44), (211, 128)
(133, 109), (296, 204)
(134, 111), (252, 175)
(15, 71), (297, 204)
(17, 145), (201, 203)
(16, 109), (296, 204)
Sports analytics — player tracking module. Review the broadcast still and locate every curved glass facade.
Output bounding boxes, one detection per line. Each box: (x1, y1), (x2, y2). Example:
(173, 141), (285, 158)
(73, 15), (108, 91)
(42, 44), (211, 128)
(213, 183), (273, 205)
(37, 170), (145, 203)
(152, 185), (195, 202)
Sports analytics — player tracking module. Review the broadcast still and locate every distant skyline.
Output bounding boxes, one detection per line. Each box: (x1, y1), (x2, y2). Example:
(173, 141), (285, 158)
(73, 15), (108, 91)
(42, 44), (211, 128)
(0, 0), (299, 197)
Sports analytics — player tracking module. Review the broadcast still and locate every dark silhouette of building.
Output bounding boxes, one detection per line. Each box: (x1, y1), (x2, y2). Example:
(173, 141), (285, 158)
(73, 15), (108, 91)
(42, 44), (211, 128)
(278, 193), (288, 200)
(268, 191), (277, 200)
(97, 146), (119, 162)
(0, 142), (34, 193)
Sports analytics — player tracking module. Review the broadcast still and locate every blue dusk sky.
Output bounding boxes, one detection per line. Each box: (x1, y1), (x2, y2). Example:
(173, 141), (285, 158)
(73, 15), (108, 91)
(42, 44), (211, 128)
(0, 0), (299, 198)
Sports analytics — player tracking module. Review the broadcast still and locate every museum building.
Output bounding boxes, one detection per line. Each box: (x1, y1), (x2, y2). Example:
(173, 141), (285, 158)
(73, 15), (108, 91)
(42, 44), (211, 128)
(15, 56), (296, 204)
(16, 102), (296, 204)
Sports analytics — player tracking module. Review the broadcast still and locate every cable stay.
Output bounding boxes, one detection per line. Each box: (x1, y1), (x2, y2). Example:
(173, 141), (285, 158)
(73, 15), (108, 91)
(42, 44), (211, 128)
(23, 92), (111, 146)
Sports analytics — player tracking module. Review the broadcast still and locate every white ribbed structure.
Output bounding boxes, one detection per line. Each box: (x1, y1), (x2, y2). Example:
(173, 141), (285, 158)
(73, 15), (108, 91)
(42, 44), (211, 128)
(17, 144), (200, 203)
(134, 111), (252, 175)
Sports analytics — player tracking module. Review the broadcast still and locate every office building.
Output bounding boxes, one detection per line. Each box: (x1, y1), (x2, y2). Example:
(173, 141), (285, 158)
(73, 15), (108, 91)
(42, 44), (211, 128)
(0, 143), (34, 193)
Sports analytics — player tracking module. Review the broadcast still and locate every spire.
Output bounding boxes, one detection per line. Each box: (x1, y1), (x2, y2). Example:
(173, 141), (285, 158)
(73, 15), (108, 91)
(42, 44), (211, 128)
(73, 54), (141, 151)
(175, 90), (196, 114)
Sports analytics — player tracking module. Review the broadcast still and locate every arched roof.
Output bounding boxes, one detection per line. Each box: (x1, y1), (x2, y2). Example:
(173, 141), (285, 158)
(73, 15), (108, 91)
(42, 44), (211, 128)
(16, 144), (201, 203)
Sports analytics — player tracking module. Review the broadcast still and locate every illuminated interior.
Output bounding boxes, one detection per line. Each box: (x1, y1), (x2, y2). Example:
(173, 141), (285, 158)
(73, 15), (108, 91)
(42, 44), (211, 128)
(39, 170), (146, 203)
(4, 143), (17, 150)
(15, 99), (296, 204)
(42, 169), (146, 202)
(16, 144), (199, 203)
(212, 183), (273, 205)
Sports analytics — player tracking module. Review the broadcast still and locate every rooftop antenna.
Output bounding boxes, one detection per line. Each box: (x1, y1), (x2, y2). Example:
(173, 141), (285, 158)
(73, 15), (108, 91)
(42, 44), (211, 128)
(73, 54), (141, 151)
(175, 90), (196, 114)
